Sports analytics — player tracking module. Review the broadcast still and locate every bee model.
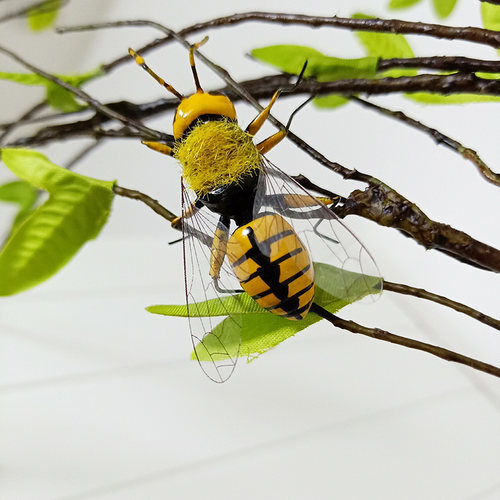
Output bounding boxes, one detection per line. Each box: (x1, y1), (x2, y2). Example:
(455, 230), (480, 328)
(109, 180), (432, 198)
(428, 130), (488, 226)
(129, 39), (379, 382)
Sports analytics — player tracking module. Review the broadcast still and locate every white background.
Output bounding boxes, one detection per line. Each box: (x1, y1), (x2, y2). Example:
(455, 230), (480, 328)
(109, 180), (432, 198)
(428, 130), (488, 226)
(0, 0), (499, 499)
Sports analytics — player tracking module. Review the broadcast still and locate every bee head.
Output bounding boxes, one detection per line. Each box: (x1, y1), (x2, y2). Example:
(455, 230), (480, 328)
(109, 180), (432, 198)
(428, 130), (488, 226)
(172, 92), (236, 140)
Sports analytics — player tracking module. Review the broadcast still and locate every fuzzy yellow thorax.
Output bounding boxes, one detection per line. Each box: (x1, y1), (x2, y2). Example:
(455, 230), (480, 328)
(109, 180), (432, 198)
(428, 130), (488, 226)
(173, 120), (261, 195)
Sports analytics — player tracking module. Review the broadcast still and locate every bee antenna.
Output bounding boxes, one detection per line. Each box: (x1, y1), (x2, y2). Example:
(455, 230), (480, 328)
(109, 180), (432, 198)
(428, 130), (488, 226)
(285, 94), (315, 132)
(128, 47), (184, 101)
(278, 60), (309, 98)
(189, 36), (209, 93)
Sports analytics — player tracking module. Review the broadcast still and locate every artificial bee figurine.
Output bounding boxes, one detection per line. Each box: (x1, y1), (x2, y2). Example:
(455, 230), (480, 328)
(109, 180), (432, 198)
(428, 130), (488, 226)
(129, 39), (380, 382)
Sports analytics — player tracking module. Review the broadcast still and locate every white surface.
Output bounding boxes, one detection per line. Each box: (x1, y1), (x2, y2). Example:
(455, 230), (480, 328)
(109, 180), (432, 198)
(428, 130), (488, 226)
(0, 1), (500, 499)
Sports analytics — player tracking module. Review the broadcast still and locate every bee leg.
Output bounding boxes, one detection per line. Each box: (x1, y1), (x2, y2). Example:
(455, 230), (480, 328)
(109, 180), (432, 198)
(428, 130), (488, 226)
(313, 220), (339, 244)
(280, 194), (342, 209)
(256, 95), (314, 155)
(256, 129), (287, 155)
(247, 61), (309, 136)
(171, 201), (199, 229)
(210, 216), (243, 294)
(142, 141), (173, 156)
(246, 89), (281, 136)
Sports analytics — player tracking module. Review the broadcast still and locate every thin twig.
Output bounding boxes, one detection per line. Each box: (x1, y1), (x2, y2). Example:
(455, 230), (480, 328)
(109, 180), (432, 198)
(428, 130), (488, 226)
(65, 140), (101, 170)
(383, 280), (500, 330)
(0, 45), (165, 141)
(112, 185), (177, 222)
(310, 303), (500, 379)
(81, 11), (500, 75)
(378, 56), (500, 74)
(0, 100), (47, 145)
(351, 96), (500, 187)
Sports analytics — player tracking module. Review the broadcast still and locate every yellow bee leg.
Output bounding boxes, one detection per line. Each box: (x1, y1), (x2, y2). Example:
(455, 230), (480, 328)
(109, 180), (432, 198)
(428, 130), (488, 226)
(256, 129), (287, 155)
(171, 202), (198, 229)
(246, 90), (281, 136)
(209, 224), (229, 280)
(282, 194), (341, 208)
(142, 141), (173, 156)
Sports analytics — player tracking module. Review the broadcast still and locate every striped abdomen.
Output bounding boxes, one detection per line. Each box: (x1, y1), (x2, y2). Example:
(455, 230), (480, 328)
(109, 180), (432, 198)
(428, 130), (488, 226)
(227, 214), (315, 320)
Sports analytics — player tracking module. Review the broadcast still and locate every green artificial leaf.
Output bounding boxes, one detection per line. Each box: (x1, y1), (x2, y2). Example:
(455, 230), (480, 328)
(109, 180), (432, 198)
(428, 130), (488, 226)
(406, 92), (500, 104)
(313, 95), (350, 109)
(45, 83), (83, 112)
(388, 0), (422, 8)
(251, 45), (378, 111)
(251, 45), (378, 81)
(432, 0), (458, 18)
(0, 148), (114, 295)
(0, 67), (103, 111)
(148, 262), (381, 361)
(482, 2), (500, 31)
(353, 13), (417, 77)
(27, 0), (62, 31)
(0, 180), (38, 229)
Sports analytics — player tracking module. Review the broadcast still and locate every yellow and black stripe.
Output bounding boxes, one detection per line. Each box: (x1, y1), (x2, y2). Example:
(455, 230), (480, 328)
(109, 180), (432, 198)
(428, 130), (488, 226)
(227, 214), (315, 320)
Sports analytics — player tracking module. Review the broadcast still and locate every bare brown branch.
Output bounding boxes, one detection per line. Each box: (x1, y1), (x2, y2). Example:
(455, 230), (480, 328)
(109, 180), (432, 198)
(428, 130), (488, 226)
(311, 303), (500, 379)
(86, 11), (500, 74)
(383, 280), (500, 330)
(350, 96), (500, 187)
(112, 185), (177, 223)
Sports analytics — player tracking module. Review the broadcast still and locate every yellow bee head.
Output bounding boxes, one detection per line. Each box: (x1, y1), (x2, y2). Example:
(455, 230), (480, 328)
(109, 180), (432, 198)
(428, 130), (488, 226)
(129, 37), (237, 141)
(173, 92), (236, 140)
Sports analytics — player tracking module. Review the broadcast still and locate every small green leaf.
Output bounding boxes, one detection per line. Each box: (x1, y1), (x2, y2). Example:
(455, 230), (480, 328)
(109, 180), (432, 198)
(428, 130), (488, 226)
(148, 263), (381, 361)
(388, 0), (422, 9)
(0, 180), (38, 229)
(27, 0), (62, 32)
(0, 149), (115, 295)
(482, 2), (500, 31)
(251, 45), (378, 81)
(313, 95), (349, 109)
(0, 67), (103, 111)
(406, 92), (500, 104)
(353, 13), (416, 77)
(432, 0), (458, 18)
(46, 83), (84, 112)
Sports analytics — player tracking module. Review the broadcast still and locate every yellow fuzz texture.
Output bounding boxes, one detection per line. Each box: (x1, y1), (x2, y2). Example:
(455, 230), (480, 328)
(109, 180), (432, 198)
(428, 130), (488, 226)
(174, 120), (261, 195)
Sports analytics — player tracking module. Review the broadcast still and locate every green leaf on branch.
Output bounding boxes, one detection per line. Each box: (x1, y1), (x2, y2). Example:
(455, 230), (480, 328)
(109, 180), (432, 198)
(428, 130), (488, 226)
(482, 2), (500, 31)
(388, 0), (423, 9)
(27, 0), (62, 32)
(313, 95), (350, 109)
(0, 149), (115, 295)
(0, 180), (38, 230)
(147, 263), (381, 361)
(432, 0), (458, 19)
(406, 92), (500, 104)
(251, 45), (378, 81)
(251, 45), (378, 110)
(0, 67), (103, 111)
(353, 13), (417, 77)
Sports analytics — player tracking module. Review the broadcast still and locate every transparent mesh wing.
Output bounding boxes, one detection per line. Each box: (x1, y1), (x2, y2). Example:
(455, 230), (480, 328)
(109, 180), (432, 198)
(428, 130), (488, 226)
(181, 184), (243, 383)
(254, 159), (382, 302)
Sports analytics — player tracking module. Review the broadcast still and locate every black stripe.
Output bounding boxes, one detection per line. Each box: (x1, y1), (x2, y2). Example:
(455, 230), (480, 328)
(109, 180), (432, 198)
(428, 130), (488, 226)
(280, 263), (311, 286)
(231, 229), (295, 268)
(284, 303), (311, 319)
(259, 229), (294, 251)
(252, 288), (273, 300)
(267, 282), (314, 311)
(272, 247), (302, 265)
(241, 248), (303, 284)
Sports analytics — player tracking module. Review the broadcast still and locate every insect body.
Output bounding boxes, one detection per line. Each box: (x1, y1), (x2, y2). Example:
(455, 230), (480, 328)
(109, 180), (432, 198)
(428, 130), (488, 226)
(129, 40), (380, 382)
(227, 214), (315, 320)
